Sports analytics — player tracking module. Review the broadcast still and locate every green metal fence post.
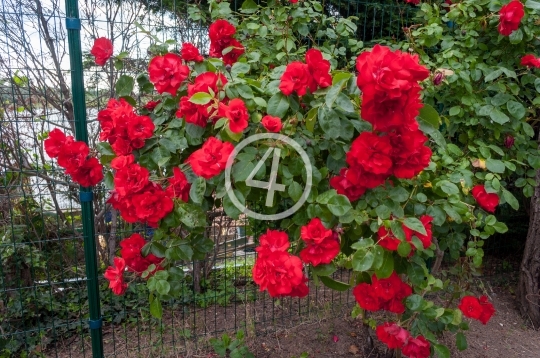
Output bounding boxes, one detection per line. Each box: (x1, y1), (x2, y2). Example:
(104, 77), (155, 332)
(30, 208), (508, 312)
(64, 0), (104, 357)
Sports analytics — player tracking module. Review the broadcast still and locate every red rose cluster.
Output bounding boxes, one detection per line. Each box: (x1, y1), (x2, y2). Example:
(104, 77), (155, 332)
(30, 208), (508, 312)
(148, 53), (189, 95)
(107, 155), (178, 227)
(458, 295), (495, 325)
(331, 45), (432, 202)
(521, 54), (540, 69)
(44, 128), (104, 187)
(209, 19), (245, 65)
(299, 218), (340, 266)
(187, 137), (234, 179)
(104, 233), (165, 295)
(376, 323), (430, 358)
(498, 0), (524, 36)
(252, 229), (309, 298)
(98, 98), (155, 156)
(279, 48), (332, 96)
(90, 37), (113, 66)
(378, 215), (433, 251)
(176, 72), (228, 128)
(471, 185), (499, 213)
(352, 272), (412, 314)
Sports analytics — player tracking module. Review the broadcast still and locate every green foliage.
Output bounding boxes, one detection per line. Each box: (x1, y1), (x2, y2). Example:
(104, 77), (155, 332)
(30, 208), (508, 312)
(209, 330), (255, 358)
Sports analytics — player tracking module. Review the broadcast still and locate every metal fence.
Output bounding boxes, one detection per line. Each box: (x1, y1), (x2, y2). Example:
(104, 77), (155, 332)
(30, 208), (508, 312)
(0, 0), (526, 357)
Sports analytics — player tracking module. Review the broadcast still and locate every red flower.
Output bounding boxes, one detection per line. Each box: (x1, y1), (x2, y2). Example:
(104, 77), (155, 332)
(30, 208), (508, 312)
(261, 115), (282, 133)
(104, 257), (128, 295)
(521, 54), (540, 68)
(208, 20), (244, 65)
(256, 229), (290, 256)
(177, 96), (208, 127)
(300, 235), (340, 266)
(113, 163), (150, 197)
(166, 167), (191, 202)
(377, 225), (404, 251)
(187, 137), (234, 179)
(458, 296), (483, 320)
(188, 72), (228, 96)
(90, 37), (113, 66)
(252, 251), (305, 297)
(127, 115), (155, 141)
(57, 141), (89, 174)
(376, 322), (410, 349)
(300, 218), (333, 245)
(390, 128), (432, 179)
(44, 128), (73, 158)
(209, 19), (236, 44)
(471, 185), (499, 213)
(289, 279), (309, 298)
(353, 283), (381, 311)
(70, 158), (104, 187)
(504, 134), (515, 148)
(305, 48), (332, 90)
(148, 53), (189, 95)
(111, 154), (135, 170)
(143, 100), (161, 111)
(132, 184), (174, 227)
(279, 62), (311, 96)
(498, 0), (524, 36)
(181, 42), (204, 62)
(119, 233), (163, 275)
(330, 167), (367, 202)
(404, 0), (420, 4)
(415, 215), (433, 249)
(478, 295), (496, 324)
(222, 39), (245, 65)
(219, 98), (249, 133)
(346, 132), (393, 176)
(373, 272), (412, 301)
(402, 336), (430, 358)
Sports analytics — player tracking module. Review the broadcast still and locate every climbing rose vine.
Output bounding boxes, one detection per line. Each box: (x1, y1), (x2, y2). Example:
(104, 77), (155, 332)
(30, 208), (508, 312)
(45, 0), (540, 356)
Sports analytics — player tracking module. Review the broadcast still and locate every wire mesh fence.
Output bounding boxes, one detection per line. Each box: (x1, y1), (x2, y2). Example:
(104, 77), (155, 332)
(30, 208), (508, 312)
(0, 0), (527, 357)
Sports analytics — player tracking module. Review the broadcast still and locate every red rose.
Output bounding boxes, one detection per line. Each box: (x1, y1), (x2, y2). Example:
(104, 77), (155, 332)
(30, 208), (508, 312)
(414, 215), (433, 249)
(521, 54), (540, 68)
(329, 167), (367, 202)
(353, 283), (381, 311)
(404, 0), (420, 4)
(114, 163), (150, 197)
(289, 279), (309, 297)
(104, 257), (128, 295)
(120, 233), (163, 275)
(111, 155), (135, 170)
(376, 323), (410, 349)
(219, 98), (249, 133)
(261, 115), (282, 133)
(279, 62), (311, 96)
(377, 225), (404, 251)
(166, 167), (191, 202)
(356, 44), (429, 99)
(305, 48), (332, 90)
(70, 157), (104, 187)
(188, 72), (228, 96)
(372, 272), (410, 301)
(255, 229), (290, 256)
(402, 336), (430, 358)
(90, 37), (113, 66)
(504, 134), (515, 148)
(300, 218), (333, 245)
(57, 140), (89, 173)
(300, 235), (340, 266)
(177, 96), (208, 127)
(222, 39), (245, 65)
(187, 137), (234, 179)
(209, 19), (236, 43)
(127, 115), (155, 141)
(44, 128), (73, 158)
(181, 42), (204, 62)
(208, 20), (244, 64)
(471, 185), (499, 213)
(478, 295), (496, 324)
(346, 132), (393, 176)
(252, 251), (305, 297)
(498, 0), (524, 36)
(148, 53), (189, 95)
(143, 100), (161, 111)
(390, 128), (432, 179)
(132, 184), (174, 227)
(458, 296), (483, 319)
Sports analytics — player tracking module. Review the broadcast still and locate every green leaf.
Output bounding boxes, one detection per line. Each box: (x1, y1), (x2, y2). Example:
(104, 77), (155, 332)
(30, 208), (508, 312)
(403, 217), (427, 235)
(305, 107), (317, 133)
(484, 69), (503, 82)
(318, 106), (340, 139)
(149, 294), (163, 319)
(240, 0), (258, 13)
(405, 294), (423, 311)
(312, 263), (336, 276)
(352, 250), (374, 272)
(319, 276), (350, 291)
(507, 100), (525, 119)
(177, 204), (207, 227)
(115, 75), (134, 97)
(267, 92), (289, 118)
(223, 190), (244, 219)
(189, 177), (206, 204)
(407, 263), (425, 286)
(397, 241), (412, 257)
(375, 250), (394, 279)
(437, 180), (459, 196)
(486, 159), (505, 174)
(327, 194), (352, 216)
(388, 187), (409, 202)
(156, 280), (170, 295)
(434, 344), (451, 358)
(96, 142), (115, 156)
(489, 108), (510, 124)
(288, 181), (303, 202)
(190, 92), (213, 105)
(456, 332), (468, 351)
(509, 28), (523, 44)
(502, 189), (519, 210)
(418, 104), (440, 128)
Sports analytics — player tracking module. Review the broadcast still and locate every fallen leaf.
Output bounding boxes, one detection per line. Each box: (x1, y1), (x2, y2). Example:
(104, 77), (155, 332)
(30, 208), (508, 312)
(349, 344), (359, 355)
(333, 334), (339, 342)
(350, 332), (357, 337)
(471, 158), (486, 169)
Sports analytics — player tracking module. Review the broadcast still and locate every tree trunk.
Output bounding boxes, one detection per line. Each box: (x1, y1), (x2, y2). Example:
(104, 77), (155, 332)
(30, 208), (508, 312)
(518, 141), (540, 329)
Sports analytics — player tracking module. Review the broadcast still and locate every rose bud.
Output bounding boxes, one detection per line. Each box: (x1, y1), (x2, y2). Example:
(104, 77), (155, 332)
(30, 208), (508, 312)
(225, 64), (232, 72)
(433, 72), (444, 86)
(504, 135), (515, 148)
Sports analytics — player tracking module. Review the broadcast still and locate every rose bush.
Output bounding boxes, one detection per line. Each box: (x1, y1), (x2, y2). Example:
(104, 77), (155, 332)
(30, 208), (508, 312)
(45, 0), (540, 356)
